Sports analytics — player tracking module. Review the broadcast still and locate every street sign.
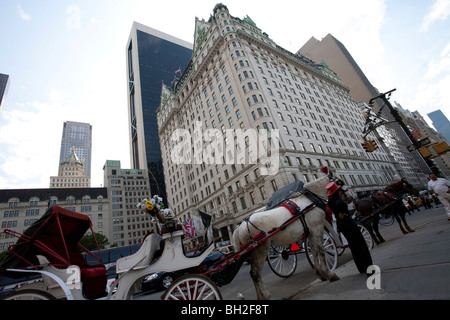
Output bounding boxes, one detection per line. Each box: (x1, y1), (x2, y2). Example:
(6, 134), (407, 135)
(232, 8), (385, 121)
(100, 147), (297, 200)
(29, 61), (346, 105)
(411, 128), (422, 140)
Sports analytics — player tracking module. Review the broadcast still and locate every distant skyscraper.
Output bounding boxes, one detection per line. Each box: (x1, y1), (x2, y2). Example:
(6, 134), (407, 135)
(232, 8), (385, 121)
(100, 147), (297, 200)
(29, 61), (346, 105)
(58, 121), (92, 181)
(0, 73), (10, 117)
(50, 147), (90, 188)
(428, 110), (450, 142)
(298, 34), (431, 184)
(126, 22), (192, 199)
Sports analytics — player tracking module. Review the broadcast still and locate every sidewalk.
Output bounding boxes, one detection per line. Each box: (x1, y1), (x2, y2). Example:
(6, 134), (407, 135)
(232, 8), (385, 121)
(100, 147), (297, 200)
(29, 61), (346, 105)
(289, 207), (450, 300)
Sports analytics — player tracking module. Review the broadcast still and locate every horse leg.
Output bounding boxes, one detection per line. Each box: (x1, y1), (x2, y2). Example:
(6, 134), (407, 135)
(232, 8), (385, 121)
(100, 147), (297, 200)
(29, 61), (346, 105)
(361, 219), (380, 245)
(308, 231), (339, 282)
(372, 214), (385, 243)
(399, 209), (414, 233)
(393, 212), (408, 234)
(249, 241), (272, 300)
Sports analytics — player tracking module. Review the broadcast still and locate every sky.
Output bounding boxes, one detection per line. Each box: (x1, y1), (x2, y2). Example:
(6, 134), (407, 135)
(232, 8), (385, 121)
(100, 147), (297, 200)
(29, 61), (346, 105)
(0, 0), (449, 190)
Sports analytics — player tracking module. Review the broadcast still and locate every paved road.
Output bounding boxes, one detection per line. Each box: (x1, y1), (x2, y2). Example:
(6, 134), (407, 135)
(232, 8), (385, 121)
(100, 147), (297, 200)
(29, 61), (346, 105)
(136, 206), (450, 300)
(290, 206), (450, 300)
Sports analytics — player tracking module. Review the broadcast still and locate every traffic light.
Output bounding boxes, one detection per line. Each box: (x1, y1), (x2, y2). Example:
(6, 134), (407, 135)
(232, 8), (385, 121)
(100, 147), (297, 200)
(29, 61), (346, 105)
(368, 140), (378, 152)
(419, 147), (432, 159)
(362, 141), (370, 152)
(362, 140), (378, 152)
(431, 141), (450, 155)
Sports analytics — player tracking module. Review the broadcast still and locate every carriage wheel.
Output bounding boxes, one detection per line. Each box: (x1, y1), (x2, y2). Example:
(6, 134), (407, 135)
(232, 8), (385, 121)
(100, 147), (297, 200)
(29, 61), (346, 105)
(379, 213), (395, 226)
(162, 275), (222, 300)
(358, 223), (374, 250)
(1, 289), (57, 300)
(305, 230), (338, 272)
(267, 245), (298, 278)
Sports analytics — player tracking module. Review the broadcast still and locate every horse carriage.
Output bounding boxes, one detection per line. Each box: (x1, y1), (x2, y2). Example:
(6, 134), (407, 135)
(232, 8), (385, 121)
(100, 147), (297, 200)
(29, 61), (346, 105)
(265, 179), (374, 279)
(1, 172), (396, 300)
(0, 205), (218, 300)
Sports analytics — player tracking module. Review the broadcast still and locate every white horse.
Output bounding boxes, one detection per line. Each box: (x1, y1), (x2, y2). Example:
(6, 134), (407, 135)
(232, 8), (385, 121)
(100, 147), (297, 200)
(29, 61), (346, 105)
(232, 176), (339, 300)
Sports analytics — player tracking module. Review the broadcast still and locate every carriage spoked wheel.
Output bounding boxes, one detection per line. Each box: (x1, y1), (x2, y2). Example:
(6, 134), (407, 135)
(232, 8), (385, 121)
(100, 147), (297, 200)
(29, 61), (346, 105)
(162, 275), (222, 300)
(1, 289), (57, 300)
(357, 223), (374, 250)
(305, 230), (338, 272)
(267, 245), (298, 278)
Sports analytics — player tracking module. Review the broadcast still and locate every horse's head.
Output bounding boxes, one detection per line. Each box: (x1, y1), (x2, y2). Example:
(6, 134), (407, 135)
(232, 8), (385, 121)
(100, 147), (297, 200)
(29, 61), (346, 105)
(338, 186), (355, 204)
(388, 178), (418, 196)
(324, 168), (354, 204)
(400, 178), (419, 196)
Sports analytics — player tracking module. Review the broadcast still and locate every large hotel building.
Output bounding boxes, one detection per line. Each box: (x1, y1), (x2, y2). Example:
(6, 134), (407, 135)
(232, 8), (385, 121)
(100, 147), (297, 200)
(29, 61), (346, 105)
(156, 4), (398, 240)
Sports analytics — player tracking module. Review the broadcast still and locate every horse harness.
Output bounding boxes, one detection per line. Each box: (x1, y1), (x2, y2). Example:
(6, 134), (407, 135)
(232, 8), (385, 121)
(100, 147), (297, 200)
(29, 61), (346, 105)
(242, 188), (327, 244)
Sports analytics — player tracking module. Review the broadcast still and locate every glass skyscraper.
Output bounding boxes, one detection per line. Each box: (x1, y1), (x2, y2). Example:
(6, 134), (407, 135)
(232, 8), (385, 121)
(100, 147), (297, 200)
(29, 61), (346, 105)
(428, 110), (450, 143)
(126, 22), (192, 199)
(58, 121), (92, 180)
(0, 73), (10, 117)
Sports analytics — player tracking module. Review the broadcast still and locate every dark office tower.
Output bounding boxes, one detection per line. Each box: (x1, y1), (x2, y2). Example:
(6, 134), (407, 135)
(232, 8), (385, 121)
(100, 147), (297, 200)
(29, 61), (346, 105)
(126, 22), (192, 198)
(58, 121), (92, 183)
(0, 73), (10, 117)
(428, 110), (450, 142)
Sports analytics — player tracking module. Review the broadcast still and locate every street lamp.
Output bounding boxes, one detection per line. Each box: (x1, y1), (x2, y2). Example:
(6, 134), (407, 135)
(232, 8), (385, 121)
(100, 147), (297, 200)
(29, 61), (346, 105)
(367, 89), (439, 175)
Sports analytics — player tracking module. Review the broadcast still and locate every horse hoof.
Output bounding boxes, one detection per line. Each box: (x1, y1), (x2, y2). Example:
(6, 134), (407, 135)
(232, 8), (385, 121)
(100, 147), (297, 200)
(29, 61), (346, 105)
(330, 274), (340, 282)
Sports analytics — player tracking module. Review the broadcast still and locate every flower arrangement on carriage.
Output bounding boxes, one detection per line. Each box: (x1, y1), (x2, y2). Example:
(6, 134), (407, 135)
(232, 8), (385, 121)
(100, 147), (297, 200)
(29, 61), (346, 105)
(137, 195), (172, 224)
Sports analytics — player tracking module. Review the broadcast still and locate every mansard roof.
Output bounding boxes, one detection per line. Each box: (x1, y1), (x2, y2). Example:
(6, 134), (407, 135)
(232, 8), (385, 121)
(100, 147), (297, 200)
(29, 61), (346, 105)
(0, 187), (107, 203)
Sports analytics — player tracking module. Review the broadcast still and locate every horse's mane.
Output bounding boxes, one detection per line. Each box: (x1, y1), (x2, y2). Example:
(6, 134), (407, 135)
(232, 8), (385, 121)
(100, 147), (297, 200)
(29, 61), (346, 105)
(386, 180), (402, 189)
(304, 175), (330, 199)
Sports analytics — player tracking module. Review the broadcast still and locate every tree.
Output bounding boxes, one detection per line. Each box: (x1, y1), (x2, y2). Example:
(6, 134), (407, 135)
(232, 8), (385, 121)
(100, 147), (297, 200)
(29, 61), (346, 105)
(0, 250), (9, 264)
(80, 233), (109, 251)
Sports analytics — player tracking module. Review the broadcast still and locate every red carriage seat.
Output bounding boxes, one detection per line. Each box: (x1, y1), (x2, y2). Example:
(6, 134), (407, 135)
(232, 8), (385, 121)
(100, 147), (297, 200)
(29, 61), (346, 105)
(0, 206), (107, 300)
(35, 211), (108, 300)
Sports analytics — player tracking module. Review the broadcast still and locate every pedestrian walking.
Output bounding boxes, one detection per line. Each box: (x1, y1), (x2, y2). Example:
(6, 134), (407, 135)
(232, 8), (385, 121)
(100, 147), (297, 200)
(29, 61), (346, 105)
(326, 182), (373, 274)
(428, 173), (450, 221)
(420, 194), (431, 209)
(407, 196), (420, 213)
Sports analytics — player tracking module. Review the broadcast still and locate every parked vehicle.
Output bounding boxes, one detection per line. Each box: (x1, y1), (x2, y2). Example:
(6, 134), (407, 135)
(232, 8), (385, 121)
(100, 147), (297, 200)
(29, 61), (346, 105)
(140, 250), (224, 293)
(214, 245), (235, 255)
(84, 244), (140, 279)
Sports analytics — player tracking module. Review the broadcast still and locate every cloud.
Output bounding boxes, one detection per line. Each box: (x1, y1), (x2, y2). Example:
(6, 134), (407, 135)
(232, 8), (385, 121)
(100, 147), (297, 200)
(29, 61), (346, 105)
(424, 42), (450, 80)
(0, 90), (68, 189)
(420, 0), (450, 32)
(408, 42), (450, 117)
(17, 4), (31, 20)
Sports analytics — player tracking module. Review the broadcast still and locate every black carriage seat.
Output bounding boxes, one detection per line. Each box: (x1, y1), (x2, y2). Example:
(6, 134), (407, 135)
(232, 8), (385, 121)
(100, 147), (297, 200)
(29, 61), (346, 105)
(266, 180), (325, 211)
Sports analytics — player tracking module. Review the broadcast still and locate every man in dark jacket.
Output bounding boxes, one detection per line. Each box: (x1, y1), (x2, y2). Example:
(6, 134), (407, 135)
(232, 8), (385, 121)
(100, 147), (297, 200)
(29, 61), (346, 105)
(326, 182), (373, 274)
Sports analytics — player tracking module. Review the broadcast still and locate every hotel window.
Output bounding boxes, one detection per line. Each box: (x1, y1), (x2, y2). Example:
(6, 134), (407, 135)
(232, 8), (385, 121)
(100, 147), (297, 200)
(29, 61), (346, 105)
(289, 140), (296, 150)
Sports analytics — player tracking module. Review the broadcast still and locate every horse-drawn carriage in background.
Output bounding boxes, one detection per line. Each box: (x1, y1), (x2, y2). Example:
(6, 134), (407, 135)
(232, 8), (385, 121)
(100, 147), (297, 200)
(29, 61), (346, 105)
(0, 175), (341, 300)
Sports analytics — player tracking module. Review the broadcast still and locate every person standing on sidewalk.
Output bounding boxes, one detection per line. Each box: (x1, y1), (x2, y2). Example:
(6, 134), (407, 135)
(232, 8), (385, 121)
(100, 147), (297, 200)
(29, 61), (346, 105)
(428, 173), (450, 221)
(326, 182), (373, 274)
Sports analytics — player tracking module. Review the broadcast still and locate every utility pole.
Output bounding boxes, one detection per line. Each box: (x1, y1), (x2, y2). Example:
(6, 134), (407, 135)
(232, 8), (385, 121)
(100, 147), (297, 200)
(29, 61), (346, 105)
(368, 89), (439, 175)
